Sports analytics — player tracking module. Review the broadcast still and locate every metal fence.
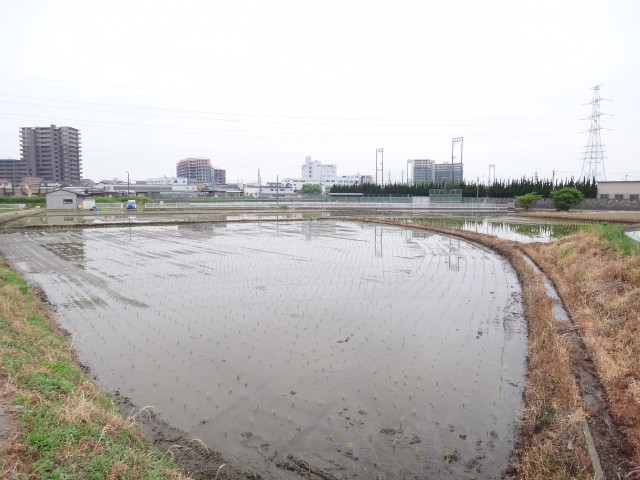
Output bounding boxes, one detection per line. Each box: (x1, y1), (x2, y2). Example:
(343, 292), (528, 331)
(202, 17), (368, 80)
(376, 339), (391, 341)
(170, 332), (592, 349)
(144, 201), (514, 211)
(0, 203), (27, 210)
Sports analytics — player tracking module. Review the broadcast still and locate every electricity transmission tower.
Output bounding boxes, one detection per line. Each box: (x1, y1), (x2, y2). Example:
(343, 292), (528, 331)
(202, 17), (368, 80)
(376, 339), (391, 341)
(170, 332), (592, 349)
(580, 85), (607, 180)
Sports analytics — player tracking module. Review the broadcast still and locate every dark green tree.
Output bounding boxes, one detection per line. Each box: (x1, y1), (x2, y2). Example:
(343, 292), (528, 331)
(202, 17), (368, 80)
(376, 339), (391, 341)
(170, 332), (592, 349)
(550, 187), (585, 211)
(299, 183), (323, 195)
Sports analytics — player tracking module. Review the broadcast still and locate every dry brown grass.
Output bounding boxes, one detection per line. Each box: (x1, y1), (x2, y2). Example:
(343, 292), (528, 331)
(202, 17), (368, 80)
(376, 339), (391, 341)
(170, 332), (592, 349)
(520, 210), (640, 224)
(525, 231), (640, 466)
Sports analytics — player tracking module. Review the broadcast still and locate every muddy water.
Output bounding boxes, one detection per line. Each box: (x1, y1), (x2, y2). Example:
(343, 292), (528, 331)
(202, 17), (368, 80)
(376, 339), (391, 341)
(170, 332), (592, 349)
(0, 221), (526, 479)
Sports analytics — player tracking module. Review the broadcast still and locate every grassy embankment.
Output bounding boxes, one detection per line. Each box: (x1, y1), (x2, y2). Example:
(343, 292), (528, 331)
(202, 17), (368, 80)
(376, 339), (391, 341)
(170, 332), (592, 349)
(0, 258), (192, 479)
(524, 223), (640, 468)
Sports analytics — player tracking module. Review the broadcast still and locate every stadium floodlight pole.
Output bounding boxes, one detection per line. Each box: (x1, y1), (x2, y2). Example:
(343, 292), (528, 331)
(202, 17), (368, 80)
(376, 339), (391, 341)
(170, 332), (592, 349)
(376, 148), (384, 187)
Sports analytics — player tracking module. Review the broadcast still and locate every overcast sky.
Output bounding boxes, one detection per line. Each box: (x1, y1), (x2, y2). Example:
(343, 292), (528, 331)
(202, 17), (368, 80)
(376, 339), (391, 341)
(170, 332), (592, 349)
(1, 0), (638, 185)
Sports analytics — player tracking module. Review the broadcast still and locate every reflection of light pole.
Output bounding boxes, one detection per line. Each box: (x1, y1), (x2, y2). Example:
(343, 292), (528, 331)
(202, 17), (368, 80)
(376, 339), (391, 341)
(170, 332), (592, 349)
(126, 171), (130, 197)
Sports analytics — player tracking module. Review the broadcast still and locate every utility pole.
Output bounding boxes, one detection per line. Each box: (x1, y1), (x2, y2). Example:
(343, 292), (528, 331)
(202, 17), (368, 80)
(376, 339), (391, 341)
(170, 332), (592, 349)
(257, 169), (261, 196)
(580, 84), (608, 181)
(376, 148), (384, 187)
(126, 171), (130, 197)
(488, 164), (495, 186)
(552, 170), (556, 187)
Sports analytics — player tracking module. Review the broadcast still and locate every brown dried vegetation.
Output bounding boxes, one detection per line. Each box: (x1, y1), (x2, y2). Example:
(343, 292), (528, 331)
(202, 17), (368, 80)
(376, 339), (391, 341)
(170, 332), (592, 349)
(525, 231), (640, 467)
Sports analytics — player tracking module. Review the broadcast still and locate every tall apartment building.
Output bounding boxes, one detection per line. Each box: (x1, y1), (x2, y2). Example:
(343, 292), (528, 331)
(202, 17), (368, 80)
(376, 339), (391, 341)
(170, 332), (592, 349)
(213, 168), (226, 185)
(410, 159), (463, 185)
(410, 159), (436, 184)
(176, 157), (212, 183)
(434, 163), (464, 184)
(0, 159), (29, 184)
(20, 125), (82, 183)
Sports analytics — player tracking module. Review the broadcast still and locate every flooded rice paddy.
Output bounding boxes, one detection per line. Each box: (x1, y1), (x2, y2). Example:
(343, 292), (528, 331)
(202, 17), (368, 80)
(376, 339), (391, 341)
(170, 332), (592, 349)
(0, 220), (526, 478)
(11, 211), (589, 244)
(405, 216), (587, 243)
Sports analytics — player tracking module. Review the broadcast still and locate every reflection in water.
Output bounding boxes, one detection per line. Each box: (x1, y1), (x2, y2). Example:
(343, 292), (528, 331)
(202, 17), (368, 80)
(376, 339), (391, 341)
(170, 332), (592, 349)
(409, 217), (587, 243)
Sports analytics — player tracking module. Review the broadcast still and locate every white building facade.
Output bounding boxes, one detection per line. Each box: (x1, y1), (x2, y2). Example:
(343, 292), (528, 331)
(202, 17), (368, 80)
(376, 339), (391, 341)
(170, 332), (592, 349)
(242, 183), (295, 198)
(145, 176), (189, 186)
(301, 156), (372, 189)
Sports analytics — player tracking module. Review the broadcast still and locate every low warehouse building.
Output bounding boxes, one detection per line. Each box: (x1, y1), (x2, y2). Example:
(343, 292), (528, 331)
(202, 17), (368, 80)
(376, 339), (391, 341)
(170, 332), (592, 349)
(46, 189), (86, 210)
(597, 181), (640, 200)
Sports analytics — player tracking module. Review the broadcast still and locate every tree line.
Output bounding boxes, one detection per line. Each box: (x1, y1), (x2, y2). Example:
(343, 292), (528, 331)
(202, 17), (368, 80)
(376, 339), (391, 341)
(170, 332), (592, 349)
(330, 176), (598, 198)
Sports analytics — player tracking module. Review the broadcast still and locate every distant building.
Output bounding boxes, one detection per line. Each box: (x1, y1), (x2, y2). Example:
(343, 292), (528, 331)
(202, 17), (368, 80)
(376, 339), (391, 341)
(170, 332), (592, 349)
(302, 156), (337, 186)
(410, 159), (463, 185)
(409, 159), (436, 184)
(281, 178), (324, 192)
(0, 159), (29, 185)
(434, 163), (464, 184)
(597, 181), (640, 200)
(20, 125), (82, 183)
(176, 157), (213, 182)
(213, 168), (226, 185)
(46, 188), (86, 210)
(145, 176), (189, 186)
(301, 156), (371, 189)
(242, 182), (294, 198)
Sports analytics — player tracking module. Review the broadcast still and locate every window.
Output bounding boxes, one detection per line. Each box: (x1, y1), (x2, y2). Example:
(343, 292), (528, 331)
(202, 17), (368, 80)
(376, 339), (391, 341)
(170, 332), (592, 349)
(630, 194), (639, 200)
(599, 194), (609, 199)
(614, 194), (624, 200)
(63, 199), (73, 204)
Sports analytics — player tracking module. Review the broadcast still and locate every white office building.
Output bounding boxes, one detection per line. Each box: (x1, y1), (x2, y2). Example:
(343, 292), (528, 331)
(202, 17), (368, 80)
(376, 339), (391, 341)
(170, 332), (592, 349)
(301, 156), (372, 189)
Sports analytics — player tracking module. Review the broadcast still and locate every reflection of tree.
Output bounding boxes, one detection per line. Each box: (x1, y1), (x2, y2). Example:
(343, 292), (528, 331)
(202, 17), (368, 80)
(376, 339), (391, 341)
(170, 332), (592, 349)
(512, 223), (545, 237)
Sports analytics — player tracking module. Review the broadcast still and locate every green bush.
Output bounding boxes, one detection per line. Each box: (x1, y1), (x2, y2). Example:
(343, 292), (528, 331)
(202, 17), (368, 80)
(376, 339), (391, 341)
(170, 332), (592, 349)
(0, 196), (45, 205)
(515, 192), (543, 211)
(550, 187), (584, 211)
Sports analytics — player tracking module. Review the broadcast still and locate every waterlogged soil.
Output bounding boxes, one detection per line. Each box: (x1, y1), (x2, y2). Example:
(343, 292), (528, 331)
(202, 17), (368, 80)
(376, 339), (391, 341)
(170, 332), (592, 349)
(0, 221), (527, 479)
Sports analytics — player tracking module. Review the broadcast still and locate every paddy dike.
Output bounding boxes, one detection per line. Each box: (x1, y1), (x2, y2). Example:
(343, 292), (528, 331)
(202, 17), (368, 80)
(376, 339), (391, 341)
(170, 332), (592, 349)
(0, 220), (526, 479)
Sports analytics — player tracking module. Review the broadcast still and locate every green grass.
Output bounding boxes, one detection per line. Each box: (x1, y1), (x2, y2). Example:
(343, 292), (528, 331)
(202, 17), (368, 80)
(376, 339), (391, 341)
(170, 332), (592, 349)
(588, 223), (640, 255)
(0, 258), (189, 479)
